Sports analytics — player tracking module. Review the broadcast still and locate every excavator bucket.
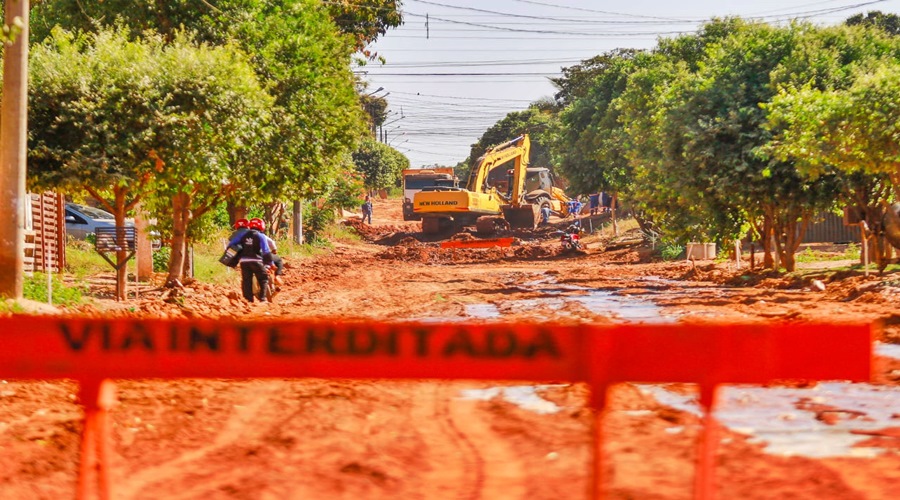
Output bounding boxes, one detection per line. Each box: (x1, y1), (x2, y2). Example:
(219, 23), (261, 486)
(502, 204), (540, 230)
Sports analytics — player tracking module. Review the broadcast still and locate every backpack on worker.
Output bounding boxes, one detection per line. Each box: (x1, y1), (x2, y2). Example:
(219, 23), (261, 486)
(218, 242), (243, 268)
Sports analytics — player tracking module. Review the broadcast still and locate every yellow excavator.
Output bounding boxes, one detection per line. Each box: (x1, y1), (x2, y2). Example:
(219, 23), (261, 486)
(413, 134), (544, 234)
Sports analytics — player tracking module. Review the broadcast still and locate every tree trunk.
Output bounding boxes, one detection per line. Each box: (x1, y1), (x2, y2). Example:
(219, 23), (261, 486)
(227, 200), (248, 228)
(0, 0), (29, 299)
(135, 202), (153, 281)
(182, 242), (193, 280)
(264, 201), (285, 237)
(166, 191), (191, 285)
(761, 214), (775, 269)
(611, 193), (618, 236)
(113, 187), (128, 300)
(770, 208), (810, 273)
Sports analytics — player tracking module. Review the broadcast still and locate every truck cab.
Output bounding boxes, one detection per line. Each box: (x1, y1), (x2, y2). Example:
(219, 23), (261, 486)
(401, 168), (457, 220)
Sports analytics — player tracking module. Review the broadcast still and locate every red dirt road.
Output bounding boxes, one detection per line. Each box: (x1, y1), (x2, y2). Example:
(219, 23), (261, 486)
(1, 197), (898, 499)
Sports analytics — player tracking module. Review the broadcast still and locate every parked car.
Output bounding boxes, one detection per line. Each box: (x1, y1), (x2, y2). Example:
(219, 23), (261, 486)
(64, 203), (129, 240)
(65, 203), (162, 249)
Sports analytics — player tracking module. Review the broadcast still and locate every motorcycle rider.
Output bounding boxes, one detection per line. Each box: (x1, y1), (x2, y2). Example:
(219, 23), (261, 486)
(227, 218), (272, 303)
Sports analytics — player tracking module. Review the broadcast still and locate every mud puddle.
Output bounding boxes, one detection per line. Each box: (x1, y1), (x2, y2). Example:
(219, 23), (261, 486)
(639, 383), (900, 458)
(458, 384), (567, 414)
(875, 341), (900, 360)
(460, 275), (674, 322)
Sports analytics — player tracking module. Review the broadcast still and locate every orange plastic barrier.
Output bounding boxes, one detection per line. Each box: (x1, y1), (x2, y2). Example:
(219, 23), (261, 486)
(0, 317), (872, 499)
(440, 237), (515, 249)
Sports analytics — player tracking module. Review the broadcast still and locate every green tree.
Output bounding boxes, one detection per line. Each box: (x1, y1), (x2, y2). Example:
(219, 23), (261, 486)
(764, 23), (900, 267)
(846, 11), (900, 36)
(29, 28), (165, 298)
(32, 0), (379, 279)
(767, 63), (900, 267)
(551, 48), (641, 107)
(28, 28), (272, 290)
(555, 51), (641, 214)
(553, 19), (745, 238)
(30, 0), (403, 49)
(661, 22), (845, 271)
(352, 139), (409, 191)
(146, 35), (273, 284)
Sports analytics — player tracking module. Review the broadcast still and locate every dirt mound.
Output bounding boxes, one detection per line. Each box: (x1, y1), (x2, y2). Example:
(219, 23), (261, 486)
(374, 241), (565, 264)
(343, 218), (420, 243)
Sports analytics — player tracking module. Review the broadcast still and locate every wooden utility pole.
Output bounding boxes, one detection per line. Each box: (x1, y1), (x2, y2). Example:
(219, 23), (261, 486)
(0, 1), (29, 299)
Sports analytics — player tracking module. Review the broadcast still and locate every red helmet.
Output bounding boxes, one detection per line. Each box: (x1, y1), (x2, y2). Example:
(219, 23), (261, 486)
(234, 218), (249, 229)
(249, 218), (265, 231)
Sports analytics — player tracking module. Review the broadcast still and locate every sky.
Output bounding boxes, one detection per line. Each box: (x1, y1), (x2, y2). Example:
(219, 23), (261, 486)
(358, 0), (900, 169)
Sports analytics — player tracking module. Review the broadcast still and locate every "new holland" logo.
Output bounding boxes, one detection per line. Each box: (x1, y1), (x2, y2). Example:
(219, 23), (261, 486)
(421, 201), (459, 206)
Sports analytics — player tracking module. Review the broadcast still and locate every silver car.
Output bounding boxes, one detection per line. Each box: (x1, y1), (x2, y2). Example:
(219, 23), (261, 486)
(64, 203), (132, 240)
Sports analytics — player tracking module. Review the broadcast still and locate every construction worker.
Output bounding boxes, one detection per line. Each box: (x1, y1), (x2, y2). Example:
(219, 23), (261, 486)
(540, 205), (552, 225)
(229, 218), (250, 240)
(228, 218), (272, 303)
(361, 195), (373, 224)
(567, 198), (583, 219)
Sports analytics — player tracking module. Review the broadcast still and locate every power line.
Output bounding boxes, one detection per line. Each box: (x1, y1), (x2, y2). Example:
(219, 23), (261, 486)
(390, 90), (534, 103)
(409, 0), (683, 25)
(502, 0), (687, 21)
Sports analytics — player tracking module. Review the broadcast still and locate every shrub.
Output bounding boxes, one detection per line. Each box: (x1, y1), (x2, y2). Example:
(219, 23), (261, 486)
(303, 204), (337, 244)
(153, 246), (171, 272)
(658, 242), (684, 261)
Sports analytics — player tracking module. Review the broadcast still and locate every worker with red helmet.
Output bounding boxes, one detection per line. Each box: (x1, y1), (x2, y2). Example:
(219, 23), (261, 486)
(229, 218), (250, 241)
(227, 217), (272, 303)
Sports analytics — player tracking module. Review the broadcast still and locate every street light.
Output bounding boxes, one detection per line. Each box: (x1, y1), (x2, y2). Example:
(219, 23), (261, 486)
(365, 86), (384, 96)
(379, 115), (405, 143)
(382, 115), (405, 127)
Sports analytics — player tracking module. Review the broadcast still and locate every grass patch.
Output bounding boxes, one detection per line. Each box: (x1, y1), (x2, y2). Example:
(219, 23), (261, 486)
(0, 300), (25, 314)
(65, 239), (110, 279)
(794, 243), (861, 263)
(322, 222), (362, 244)
(24, 272), (87, 306)
(191, 230), (240, 286)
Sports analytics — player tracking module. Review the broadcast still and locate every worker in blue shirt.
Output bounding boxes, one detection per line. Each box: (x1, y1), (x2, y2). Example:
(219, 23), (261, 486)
(227, 218), (273, 303)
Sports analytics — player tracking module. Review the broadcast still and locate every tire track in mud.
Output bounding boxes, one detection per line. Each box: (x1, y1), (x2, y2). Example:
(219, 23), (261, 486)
(113, 381), (285, 499)
(419, 383), (528, 500)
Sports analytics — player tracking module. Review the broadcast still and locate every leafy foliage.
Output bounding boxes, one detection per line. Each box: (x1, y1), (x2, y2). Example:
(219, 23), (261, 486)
(31, 0), (403, 50)
(352, 139), (410, 190)
(462, 107), (557, 184)
(29, 1), (388, 281)
(845, 10), (900, 36)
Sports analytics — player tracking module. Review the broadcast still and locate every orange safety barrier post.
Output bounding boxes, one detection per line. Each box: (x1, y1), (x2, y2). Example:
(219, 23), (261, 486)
(440, 237), (515, 249)
(0, 317), (872, 500)
(77, 378), (115, 500)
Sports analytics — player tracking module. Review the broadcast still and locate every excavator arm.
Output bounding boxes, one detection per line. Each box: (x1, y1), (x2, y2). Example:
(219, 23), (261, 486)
(468, 135), (530, 196)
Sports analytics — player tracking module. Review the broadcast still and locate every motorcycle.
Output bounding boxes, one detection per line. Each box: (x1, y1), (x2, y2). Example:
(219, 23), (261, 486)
(552, 223), (585, 253)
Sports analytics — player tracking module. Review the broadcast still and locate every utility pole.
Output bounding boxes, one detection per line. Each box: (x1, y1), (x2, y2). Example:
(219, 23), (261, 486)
(292, 200), (304, 245)
(0, 1), (29, 299)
